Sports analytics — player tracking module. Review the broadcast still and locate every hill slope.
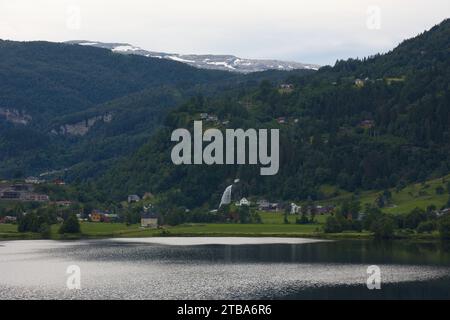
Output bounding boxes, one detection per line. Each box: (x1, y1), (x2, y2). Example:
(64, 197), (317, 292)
(94, 19), (450, 208)
(0, 40), (314, 178)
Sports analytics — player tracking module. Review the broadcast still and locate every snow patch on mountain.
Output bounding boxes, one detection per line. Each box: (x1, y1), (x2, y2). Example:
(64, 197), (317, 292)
(65, 40), (320, 73)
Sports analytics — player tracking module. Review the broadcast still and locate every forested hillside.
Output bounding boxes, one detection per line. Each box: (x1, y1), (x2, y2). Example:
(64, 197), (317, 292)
(0, 40), (312, 178)
(93, 19), (450, 209)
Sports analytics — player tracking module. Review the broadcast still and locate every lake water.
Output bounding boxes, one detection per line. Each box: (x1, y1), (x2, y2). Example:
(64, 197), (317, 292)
(1, 237), (450, 299)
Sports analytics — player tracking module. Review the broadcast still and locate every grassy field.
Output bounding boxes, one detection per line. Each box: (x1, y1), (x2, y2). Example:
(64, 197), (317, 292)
(318, 174), (450, 214)
(0, 213), (329, 240)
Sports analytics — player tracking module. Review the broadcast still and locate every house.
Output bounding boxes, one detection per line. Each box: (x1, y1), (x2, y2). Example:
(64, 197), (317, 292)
(279, 83), (294, 93)
(359, 120), (375, 129)
(257, 199), (270, 211)
(291, 203), (301, 214)
(143, 192), (154, 200)
(10, 184), (32, 192)
(276, 117), (286, 124)
(236, 197), (250, 206)
(200, 113), (209, 120)
(315, 205), (334, 215)
(21, 193), (49, 202)
(207, 114), (218, 122)
(53, 179), (65, 185)
(437, 208), (450, 217)
(128, 194), (141, 203)
(354, 78), (365, 87)
(103, 213), (119, 223)
(0, 183), (49, 202)
(256, 200), (284, 212)
(25, 176), (43, 184)
(55, 200), (73, 207)
(0, 216), (17, 224)
(141, 213), (158, 228)
(90, 210), (108, 222)
(0, 191), (21, 200)
(356, 212), (366, 221)
(269, 203), (283, 212)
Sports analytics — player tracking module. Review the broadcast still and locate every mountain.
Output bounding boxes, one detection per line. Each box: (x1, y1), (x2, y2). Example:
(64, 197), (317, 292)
(93, 19), (450, 208)
(0, 39), (314, 179)
(65, 40), (320, 73)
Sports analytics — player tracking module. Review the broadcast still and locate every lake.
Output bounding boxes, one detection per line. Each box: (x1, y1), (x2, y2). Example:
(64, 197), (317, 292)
(1, 237), (450, 299)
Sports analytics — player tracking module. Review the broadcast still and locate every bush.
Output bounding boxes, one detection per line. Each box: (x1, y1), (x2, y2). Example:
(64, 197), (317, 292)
(59, 214), (81, 234)
(296, 213), (310, 225)
(362, 207), (383, 230)
(403, 208), (427, 229)
(438, 215), (450, 239)
(39, 223), (51, 239)
(351, 220), (363, 232)
(18, 212), (40, 233)
(238, 206), (250, 224)
(436, 186), (445, 195)
(323, 215), (351, 233)
(370, 216), (395, 239)
(416, 220), (436, 233)
(324, 216), (342, 233)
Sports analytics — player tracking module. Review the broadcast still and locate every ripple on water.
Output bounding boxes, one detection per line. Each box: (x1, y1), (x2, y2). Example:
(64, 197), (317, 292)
(0, 239), (449, 299)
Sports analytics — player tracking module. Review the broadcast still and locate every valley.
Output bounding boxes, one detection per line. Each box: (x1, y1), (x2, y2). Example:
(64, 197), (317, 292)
(0, 19), (449, 241)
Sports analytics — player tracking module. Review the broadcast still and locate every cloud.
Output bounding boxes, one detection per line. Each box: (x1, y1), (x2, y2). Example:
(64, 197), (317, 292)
(0, 0), (449, 65)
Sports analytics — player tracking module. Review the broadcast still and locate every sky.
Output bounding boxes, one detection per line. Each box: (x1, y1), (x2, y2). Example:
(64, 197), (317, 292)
(0, 0), (449, 65)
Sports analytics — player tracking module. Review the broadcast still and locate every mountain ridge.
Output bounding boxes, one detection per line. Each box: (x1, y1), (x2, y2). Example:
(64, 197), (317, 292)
(65, 40), (320, 73)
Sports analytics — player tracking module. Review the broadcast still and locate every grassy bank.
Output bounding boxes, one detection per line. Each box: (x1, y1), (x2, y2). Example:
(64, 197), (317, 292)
(0, 210), (337, 240)
(0, 213), (440, 241)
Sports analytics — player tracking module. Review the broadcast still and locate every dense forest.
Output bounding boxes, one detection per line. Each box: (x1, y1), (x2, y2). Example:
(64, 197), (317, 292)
(92, 19), (450, 209)
(0, 39), (312, 178)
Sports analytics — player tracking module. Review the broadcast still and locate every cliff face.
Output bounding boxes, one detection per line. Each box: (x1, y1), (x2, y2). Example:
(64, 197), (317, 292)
(55, 113), (113, 136)
(0, 108), (32, 125)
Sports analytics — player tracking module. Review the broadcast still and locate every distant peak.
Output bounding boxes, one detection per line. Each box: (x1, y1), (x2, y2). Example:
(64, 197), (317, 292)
(65, 40), (320, 73)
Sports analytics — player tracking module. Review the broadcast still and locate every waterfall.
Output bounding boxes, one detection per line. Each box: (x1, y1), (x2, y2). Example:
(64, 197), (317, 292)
(219, 185), (233, 208)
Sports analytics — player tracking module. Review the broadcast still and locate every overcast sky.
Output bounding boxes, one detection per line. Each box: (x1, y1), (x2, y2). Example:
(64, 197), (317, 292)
(0, 0), (449, 65)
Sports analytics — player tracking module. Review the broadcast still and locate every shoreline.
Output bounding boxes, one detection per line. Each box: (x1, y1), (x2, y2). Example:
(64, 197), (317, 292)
(0, 229), (443, 242)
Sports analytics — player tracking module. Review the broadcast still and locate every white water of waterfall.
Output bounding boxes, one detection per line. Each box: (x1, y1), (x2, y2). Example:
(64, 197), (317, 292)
(219, 185), (233, 208)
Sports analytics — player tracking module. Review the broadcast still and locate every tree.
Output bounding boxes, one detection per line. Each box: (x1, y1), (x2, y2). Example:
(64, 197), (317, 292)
(39, 223), (51, 239)
(438, 215), (450, 239)
(308, 199), (317, 222)
(18, 212), (40, 233)
(436, 186), (445, 195)
(283, 207), (290, 224)
(417, 221), (436, 233)
(324, 216), (342, 233)
(238, 205), (251, 224)
(370, 216), (395, 239)
(59, 214), (81, 234)
(403, 208), (427, 229)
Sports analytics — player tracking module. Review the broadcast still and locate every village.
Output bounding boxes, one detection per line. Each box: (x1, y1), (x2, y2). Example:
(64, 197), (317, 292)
(0, 176), (340, 231)
(2, 170), (450, 240)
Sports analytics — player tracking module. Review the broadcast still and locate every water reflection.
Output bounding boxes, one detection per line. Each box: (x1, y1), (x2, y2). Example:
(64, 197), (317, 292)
(0, 238), (449, 299)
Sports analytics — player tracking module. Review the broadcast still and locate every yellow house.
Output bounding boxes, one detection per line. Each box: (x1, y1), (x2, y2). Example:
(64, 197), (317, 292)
(141, 213), (158, 228)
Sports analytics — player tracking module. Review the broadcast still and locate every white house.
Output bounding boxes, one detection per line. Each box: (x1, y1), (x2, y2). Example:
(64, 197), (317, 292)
(236, 197), (250, 206)
(291, 203), (301, 214)
(128, 194), (141, 203)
